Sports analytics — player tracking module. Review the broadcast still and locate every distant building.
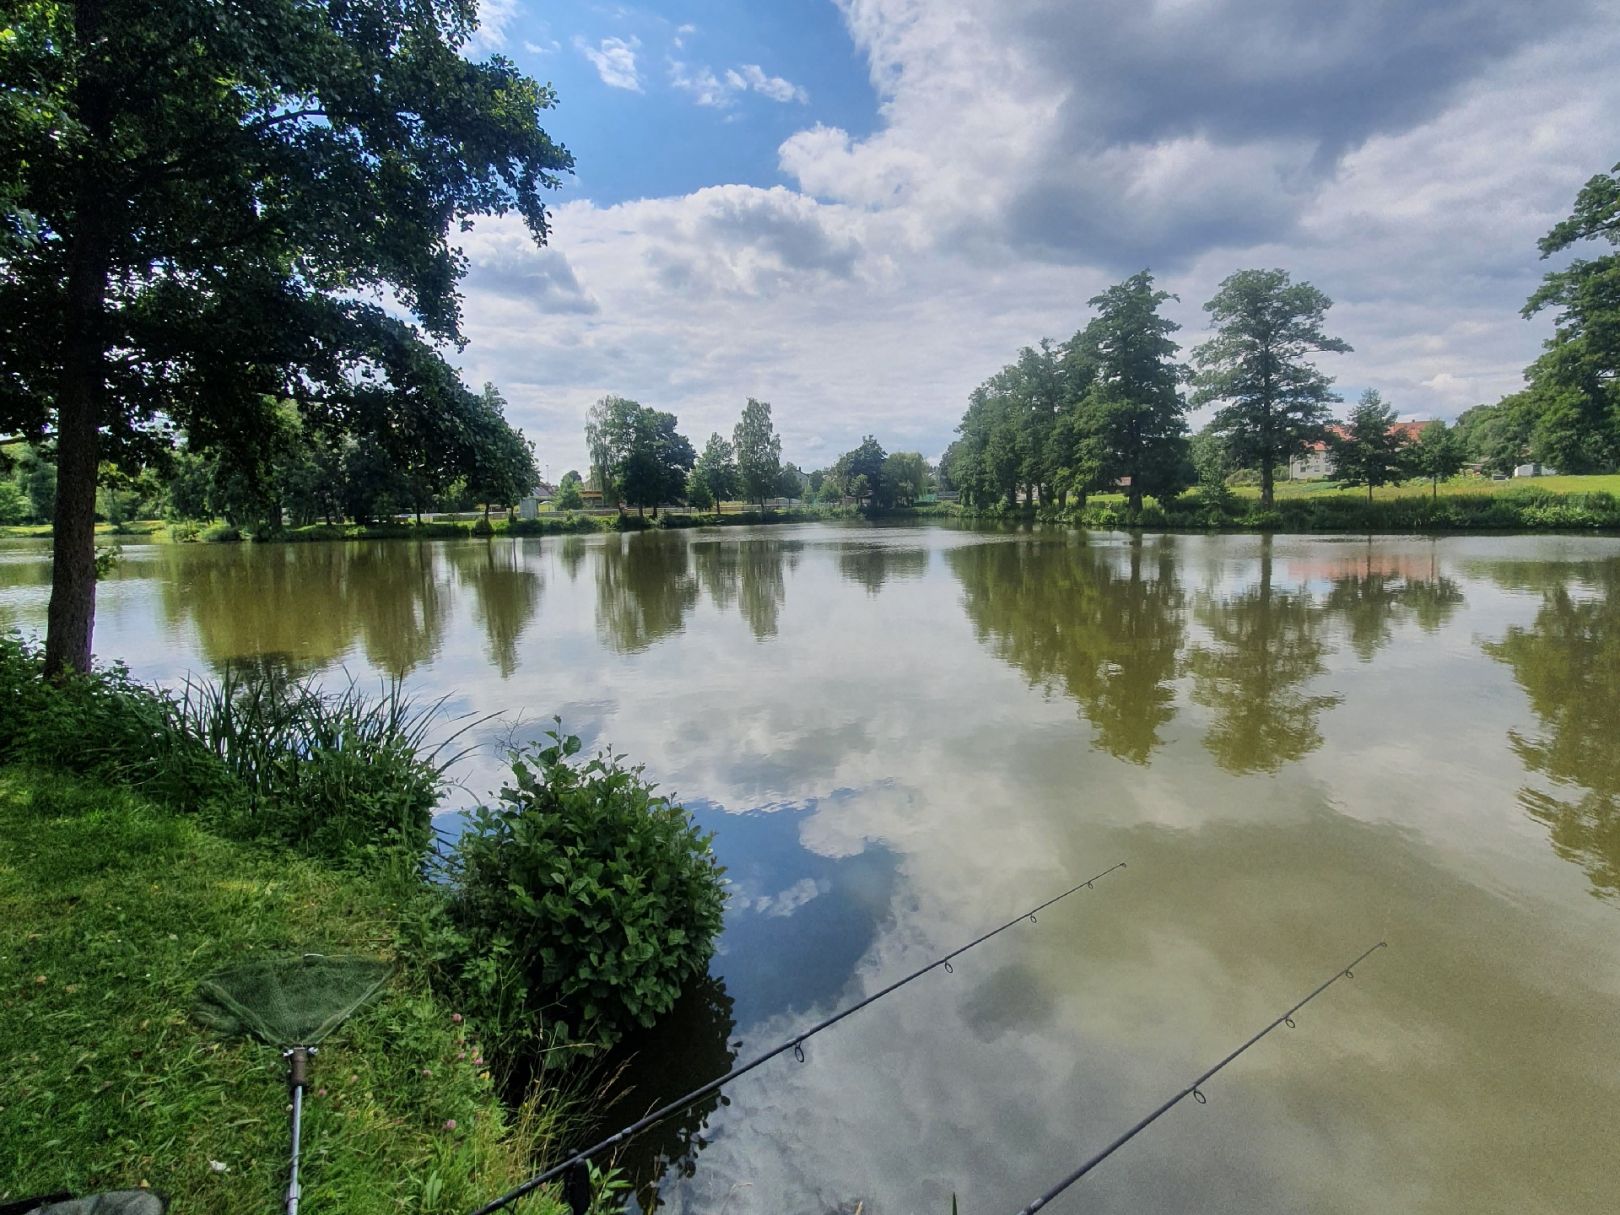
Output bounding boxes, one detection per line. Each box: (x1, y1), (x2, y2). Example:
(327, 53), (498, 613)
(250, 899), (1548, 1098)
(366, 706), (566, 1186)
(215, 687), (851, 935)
(1512, 462), (1558, 478)
(1287, 420), (1433, 480)
(516, 482), (557, 520)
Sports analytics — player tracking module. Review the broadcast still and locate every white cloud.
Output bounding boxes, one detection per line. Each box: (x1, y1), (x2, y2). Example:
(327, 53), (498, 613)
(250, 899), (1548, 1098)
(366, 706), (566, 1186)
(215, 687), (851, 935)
(574, 35), (643, 92)
(465, 0), (519, 55)
(669, 61), (732, 108)
(671, 60), (809, 108)
(456, 0), (1620, 475)
(522, 38), (560, 56)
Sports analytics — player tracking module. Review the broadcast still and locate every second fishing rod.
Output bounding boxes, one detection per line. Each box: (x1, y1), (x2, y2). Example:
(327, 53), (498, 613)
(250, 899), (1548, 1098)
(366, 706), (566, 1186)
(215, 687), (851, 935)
(467, 859), (1129, 1215)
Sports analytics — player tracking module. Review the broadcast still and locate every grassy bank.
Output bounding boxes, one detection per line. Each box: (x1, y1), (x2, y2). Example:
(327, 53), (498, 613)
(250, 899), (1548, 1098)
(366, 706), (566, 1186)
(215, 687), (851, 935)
(0, 768), (572, 1214)
(1, 503), (937, 543)
(960, 480), (1620, 532)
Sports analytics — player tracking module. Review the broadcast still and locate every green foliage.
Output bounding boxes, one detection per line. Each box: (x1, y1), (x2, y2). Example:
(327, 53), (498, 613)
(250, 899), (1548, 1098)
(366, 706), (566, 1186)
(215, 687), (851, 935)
(882, 451), (931, 505)
(554, 477), (585, 511)
(446, 726), (727, 1058)
(171, 667), (460, 861)
(0, 476), (24, 524)
(1410, 420), (1466, 497)
(1072, 270), (1191, 508)
(733, 398), (783, 509)
(1456, 398), (1533, 474)
(1518, 159), (1620, 472)
(1329, 390), (1410, 499)
(2, 0), (574, 673)
(0, 631), (238, 812)
(586, 395), (695, 515)
(0, 632), (454, 864)
(1191, 428), (1236, 513)
(834, 435), (890, 506)
(691, 432), (740, 511)
(1193, 268), (1352, 507)
(0, 767), (581, 1215)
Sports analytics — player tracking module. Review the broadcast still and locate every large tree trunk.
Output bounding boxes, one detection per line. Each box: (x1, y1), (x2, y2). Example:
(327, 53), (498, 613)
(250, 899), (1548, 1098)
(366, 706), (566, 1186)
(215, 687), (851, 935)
(1260, 461), (1275, 509)
(45, 0), (112, 679)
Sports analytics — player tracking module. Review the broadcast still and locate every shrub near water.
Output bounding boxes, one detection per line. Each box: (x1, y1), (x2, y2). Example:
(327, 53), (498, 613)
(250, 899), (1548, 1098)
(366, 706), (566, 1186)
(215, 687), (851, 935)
(0, 633), (451, 864)
(446, 728), (727, 1060)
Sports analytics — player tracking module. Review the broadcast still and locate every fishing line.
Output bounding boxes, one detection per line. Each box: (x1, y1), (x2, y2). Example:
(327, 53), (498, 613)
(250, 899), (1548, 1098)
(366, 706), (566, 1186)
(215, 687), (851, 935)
(1013, 940), (1389, 1214)
(467, 860), (1129, 1215)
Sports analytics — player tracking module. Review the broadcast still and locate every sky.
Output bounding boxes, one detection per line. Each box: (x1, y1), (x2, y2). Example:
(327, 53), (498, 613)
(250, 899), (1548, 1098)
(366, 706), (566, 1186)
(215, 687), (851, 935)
(448, 0), (1620, 479)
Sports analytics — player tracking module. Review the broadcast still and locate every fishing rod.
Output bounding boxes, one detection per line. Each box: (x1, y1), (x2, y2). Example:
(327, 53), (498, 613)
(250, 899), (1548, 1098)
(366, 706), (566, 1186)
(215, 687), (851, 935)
(1013, 939), (1388, 1215)
(468, 860), (1129, 1215)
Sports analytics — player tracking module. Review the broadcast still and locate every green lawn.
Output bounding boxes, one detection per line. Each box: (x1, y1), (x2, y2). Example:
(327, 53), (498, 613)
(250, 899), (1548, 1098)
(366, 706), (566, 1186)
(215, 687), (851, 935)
(1248, 474), (1620, 500)
(0, 769), (571, 1214)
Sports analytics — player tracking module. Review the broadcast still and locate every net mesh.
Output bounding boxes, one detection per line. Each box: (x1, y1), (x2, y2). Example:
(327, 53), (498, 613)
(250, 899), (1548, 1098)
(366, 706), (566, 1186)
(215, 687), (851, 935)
(28, 1192), (169, 1215)
(194, 954), (394, 1046)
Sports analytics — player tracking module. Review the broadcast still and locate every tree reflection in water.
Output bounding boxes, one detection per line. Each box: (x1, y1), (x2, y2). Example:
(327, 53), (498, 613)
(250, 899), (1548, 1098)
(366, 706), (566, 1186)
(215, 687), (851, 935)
(1314, 544), (1464, 660)
(948, 536), (1184, 764)
(594, 532), (701, 654)
(692, 538), (801, 641)
(594, 974), (739, 1212)
(1187, 539), (1341, 774)
(1485, 559), (1620, 900)
(837, 542), (928, 597)
(445, 541), (544, 678)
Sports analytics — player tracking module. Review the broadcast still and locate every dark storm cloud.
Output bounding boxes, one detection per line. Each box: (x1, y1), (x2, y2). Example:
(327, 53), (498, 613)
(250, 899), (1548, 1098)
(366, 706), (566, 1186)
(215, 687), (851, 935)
(984, 0), (1591, 268)
(1000, 0), (1589, 155)
(699, 191), (861, 278)
(469, 246), (599, 314)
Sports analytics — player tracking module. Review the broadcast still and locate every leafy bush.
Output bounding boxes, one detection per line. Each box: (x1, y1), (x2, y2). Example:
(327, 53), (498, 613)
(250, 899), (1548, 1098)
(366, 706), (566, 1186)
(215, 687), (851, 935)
(0, 632), (239, 810)
(199, 521), (242, 542)
(445, 727), (726, 1059)
(0, 633), (457, 863)
(173, 667), (464, 860)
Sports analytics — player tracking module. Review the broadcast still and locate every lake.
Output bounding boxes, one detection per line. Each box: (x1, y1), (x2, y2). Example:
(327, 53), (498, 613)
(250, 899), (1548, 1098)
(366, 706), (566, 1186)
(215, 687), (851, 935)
(3, 523), (1617, 1214)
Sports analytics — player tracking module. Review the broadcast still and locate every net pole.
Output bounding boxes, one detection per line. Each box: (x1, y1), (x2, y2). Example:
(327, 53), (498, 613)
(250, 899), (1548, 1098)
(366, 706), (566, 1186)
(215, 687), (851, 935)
(286, 1046), (308, 1215)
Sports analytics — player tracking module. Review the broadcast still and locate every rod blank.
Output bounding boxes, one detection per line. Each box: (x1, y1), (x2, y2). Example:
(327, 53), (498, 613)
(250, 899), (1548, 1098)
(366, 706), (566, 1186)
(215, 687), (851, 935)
(467, 860), (1128, 1215)
(1014, 940), (1388, 1215)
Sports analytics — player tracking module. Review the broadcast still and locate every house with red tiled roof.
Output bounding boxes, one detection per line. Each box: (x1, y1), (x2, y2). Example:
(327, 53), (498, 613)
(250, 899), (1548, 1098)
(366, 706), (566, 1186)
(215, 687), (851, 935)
(1288, 420), (1433, 480)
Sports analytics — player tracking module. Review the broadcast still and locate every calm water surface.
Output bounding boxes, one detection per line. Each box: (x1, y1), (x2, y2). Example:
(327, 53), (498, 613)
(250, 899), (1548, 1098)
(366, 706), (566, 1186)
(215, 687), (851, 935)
(3, 524), (1618, 1213)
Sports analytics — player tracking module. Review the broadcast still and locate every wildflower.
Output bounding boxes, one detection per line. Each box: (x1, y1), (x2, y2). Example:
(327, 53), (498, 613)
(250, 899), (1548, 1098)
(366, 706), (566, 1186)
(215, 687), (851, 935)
(421, 1067), (432, 1077)
(315, 1087), (327, 1098)
(451, 1012), (463, 1024)
(209, 1161), (229, 1174)
(443, 1118), (458, 1131)
(456, 1050), (467, 1061)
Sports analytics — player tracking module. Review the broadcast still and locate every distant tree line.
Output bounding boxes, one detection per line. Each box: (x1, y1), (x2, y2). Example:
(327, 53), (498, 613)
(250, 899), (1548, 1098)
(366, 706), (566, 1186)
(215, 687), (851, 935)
(946, 158), (1620, 507)
(581, 394), (938, 516)
(1, 380), (538, 530)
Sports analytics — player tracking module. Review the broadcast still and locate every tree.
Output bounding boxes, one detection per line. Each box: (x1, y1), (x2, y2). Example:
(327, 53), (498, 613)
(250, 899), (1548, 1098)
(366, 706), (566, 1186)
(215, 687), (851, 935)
(1329, 390), (1409, 501)
(586, 396), (640, 510)
(732, 398), (781, 510)
(1456, 399), (1532, 475)
(1190, 427), (1235, 513)
(882, 452), (930, 505)
(685, 470), (715, 513)
(1192, 269), (1352, 509)
(620, 408), (695, 517)
(834, 436), (888, 507)
(1409, 420), (1466, 499)
(777, 462), (806, 505)
(690, 432), (739, 514)
(1069, 271), (1190, 510)
(1, 0), (573, 675)
(1519, 160), (1620, 472)
(464, 383), (538, 522)
(560, 469), (583, 488)
(554, 478), (584, 511)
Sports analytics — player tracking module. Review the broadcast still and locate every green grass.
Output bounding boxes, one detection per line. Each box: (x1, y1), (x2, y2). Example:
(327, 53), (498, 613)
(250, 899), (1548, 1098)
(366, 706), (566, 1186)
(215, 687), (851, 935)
(1246, 473), (1620, 500)
(0, 768), (575, 1214)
